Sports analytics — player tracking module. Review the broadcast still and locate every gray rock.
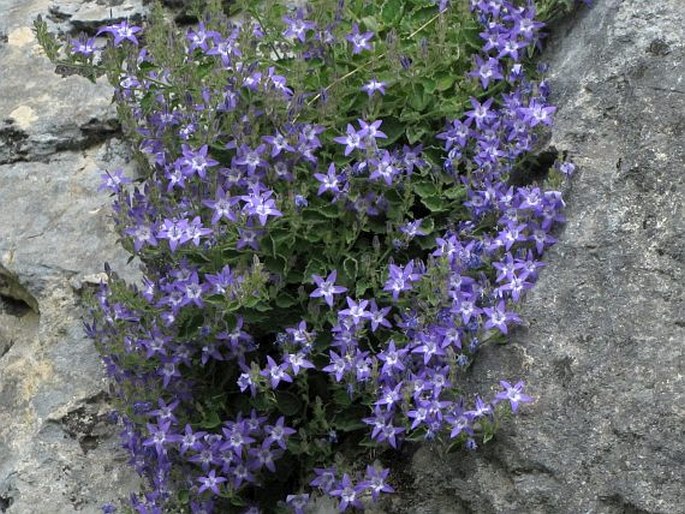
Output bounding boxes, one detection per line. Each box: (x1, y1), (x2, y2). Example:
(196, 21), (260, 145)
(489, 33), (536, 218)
(47, 0), (147, 34)
(0, 139), (143, 514)
(0, 19), (119, 164)
(0, 1), (143, 512)
(387, 1), (685, 513)
(2, 0), (684, 513)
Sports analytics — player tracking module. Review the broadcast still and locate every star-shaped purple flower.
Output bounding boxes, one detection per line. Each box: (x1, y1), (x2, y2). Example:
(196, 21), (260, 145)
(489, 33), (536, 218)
(97, 21), (142, 46)
(345, 23), (374, 54)
(333, 123), (366, 156)
(494, 380), (533, 413)
(310, 270), (347, 307)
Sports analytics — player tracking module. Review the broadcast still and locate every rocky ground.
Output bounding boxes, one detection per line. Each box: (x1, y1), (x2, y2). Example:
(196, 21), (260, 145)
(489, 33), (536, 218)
(0, 0), (683, 513)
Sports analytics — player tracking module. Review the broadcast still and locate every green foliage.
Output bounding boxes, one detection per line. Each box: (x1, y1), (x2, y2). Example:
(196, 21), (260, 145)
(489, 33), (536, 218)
(37, 0), (579, 510)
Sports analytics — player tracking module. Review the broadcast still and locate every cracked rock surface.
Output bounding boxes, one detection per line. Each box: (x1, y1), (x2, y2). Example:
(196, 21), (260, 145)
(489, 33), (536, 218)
(381, 1), (685, 513)
(0, 1), (143, 513)
(1, 0), (683, 513)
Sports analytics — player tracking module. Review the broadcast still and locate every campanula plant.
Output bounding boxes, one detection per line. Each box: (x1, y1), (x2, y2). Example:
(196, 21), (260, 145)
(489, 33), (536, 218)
(35, 0), (582, 511)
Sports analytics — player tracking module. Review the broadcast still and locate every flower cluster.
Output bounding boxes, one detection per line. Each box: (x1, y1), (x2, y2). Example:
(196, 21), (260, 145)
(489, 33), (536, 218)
(35, 0), (585, 512)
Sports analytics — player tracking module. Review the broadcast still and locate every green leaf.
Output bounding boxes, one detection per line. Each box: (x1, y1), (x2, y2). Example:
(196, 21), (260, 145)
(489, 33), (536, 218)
(420, 195), (448, 212)
(333, 415), (366, 433)
(264, 255), (287, 275)
(413, 181), (439, 198)
(303, 258), (326, 282)
(377, 117), (405, 146)
(343, 256), (358, 282)
(275, 291), (298, 308)
(444, 185), (466, 200)
(275, 391), (303, 416)
(435, 73), (455, 91)
(408, 84), (430, 111)
(381, 0), (404, 25)
(360, 16), (379, 32)
(332, 388), (352, 408)
(286, 268), (304, 284)
(355, 279), (372, 297)
(406, 125), (427, 144)
(199, 410), (221, 429)
(302, 203), (340, 220)
(301, 228), (324, 243)
(422, 78), (436, 94)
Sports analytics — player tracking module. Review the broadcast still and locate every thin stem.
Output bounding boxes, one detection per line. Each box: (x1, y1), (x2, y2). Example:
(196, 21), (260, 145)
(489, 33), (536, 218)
(248, 7), (283, 61)
(304, 11), (444, 109)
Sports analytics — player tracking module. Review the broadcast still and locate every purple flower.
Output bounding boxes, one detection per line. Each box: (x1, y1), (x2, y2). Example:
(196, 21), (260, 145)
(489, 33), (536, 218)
(197, 469), (227, 495)
(205, 265), (234, 294)
(99, 169), (132, 193)
(156, 218), (188, 252)
(221, 422), (255, 456)
(368, 300), (392, 332)
(466, 396), (493, 420)
(179, 144), (218, 178)
(263, 416), (296, 450)
(358, 119), (387, 140)
(240, 188), (283, 226)
(361, 78), (387, 96)
(236, 224), (263, 251)
(333, 123), (366, 156)
(411, 331), (448, 365)
(368, 151), (400, 186)
(203, 186), (239, 225)
(233, 144), (268, 174)
(377, 339), (407, 377)
(186, 22), (217, 52)
(383, 261), (422, 301)
(465, 97), (496, 129)
(345, 23), (374, 54)
(330, 473), (364, 511)
(310, 467), (337, 493)
(497, 36), (525, 61)
(97, 21), (142, 46)
(445, 402), (475, 439)
(310, 270), (347, 307)
(522, 98), (556, 127)
(262, 131), (294, 157)
(468, 55), (503, 89)
(286, 493), (309, 514)
(248, 445), (282, 473)
(399, 219), (426, 239)
(376, 420), (404, 449)
(285, 352), (315, 375)
(179, 424), (206, 456)
(360, 465), (394, 500)
(71, 36), (97, 56)
(338, 297), (372, 327)
(494, 380), (533, 413)
(558, 161), (575, 177)
(313, 163), (344, 196)
(237, 371), (256, 396)
(125, 223), (158, 252)
(285, 320), (315, 348)
(322, 350), (349, 382)
(142, 420), (180, 456)
(186, 216), (213, 247)
(483, 301), (521, 334)
(282, 12), (317, 43)
(261, 355), (292, 389)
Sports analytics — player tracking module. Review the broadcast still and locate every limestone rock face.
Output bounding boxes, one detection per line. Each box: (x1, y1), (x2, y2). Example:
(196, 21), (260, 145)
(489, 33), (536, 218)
(1, 0), (683, 513)
(0, 1), (144, 513)
(388, 1), (685, 513)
